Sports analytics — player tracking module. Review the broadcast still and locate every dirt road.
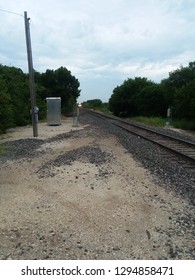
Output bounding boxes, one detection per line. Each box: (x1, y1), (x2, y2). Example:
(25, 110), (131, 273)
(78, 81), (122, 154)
(0, 116), (194, 259)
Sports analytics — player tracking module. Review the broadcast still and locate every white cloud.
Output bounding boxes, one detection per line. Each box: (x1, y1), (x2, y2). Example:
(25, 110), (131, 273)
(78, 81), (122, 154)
(1, 0), (195, 101)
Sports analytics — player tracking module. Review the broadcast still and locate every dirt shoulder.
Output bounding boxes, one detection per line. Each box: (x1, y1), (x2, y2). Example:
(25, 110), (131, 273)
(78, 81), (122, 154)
(0, 118), (194, 259)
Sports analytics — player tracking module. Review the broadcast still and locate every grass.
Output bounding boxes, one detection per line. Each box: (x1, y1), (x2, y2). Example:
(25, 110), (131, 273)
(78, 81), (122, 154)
(172, 119), (195, 131)
(128, 116), (195, 132)
(129, 116), (166, 127)
(0, 145), (6, 156)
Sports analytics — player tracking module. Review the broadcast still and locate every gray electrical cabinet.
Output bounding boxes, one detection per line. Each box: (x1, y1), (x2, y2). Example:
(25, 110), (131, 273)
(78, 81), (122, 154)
(46, 97), (61, 125)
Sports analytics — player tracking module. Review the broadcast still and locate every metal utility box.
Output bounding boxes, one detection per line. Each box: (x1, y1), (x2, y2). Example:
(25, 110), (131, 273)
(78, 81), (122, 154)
(46, 97), (61, 125)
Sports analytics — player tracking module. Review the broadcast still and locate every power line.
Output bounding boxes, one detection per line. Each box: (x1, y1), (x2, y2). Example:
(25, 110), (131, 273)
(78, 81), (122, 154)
(0, 8), (23, 17)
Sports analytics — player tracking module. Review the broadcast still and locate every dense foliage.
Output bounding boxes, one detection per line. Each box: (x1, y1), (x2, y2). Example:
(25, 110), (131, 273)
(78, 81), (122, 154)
(0, 65), (81, 133)
(109, 62), (195, 128)
(82, 99), (103, 109)
(82, 99), (109, 112)
(1, 61), (195, 133)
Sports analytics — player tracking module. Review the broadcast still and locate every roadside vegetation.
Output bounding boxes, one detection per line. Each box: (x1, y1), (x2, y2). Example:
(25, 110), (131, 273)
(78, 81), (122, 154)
(172, 119), (195, 130)
(82, 99), (110, 113)
(1, 61), (195, 134)
(82, 62), (195, 131)
(0, 146), (3, 155)
(129, 116), (166, 127)
(108, 62), (195, 131)
(0, 144), (7, 155)
(0, 64), (81, 134)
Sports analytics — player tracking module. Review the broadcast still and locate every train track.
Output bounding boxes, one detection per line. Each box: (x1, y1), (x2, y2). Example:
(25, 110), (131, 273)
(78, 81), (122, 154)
(85, 109), (195, 165)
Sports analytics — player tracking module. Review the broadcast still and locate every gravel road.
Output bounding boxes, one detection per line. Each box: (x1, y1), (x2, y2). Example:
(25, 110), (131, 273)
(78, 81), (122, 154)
(0, 110), (194, 260)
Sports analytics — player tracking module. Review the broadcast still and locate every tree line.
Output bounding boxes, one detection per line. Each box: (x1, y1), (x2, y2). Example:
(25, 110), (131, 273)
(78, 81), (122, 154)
(1, 61), (195, 134)
(82, 99), (108, 112)
(0, 65), (80, 133)
(109, 61), (195, 128)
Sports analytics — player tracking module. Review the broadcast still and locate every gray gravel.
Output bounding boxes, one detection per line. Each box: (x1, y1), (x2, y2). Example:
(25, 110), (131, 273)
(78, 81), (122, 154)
(78, 110), (195, 259)
(0, 138), (45, 164)
(79, 110), (195, 207)
(1, 111), (194, 205)
(0, 110), (195, 260)
(37, 145), (114, 178)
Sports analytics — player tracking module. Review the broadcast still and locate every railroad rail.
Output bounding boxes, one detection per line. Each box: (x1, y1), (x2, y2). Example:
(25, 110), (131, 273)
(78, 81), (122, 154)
(85, 109), (195, 165)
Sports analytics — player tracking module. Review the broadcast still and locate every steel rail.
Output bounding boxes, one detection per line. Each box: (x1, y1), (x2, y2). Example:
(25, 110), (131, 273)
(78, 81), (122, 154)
(86, 109), (195, 164)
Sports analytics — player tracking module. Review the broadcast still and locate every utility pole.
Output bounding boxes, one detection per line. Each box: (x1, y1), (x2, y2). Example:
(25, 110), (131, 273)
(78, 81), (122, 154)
(24, 11), (38, 137)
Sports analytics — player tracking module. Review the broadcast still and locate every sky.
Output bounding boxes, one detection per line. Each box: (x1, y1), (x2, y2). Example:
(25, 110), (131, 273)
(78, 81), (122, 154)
(0, 0), (195, 102)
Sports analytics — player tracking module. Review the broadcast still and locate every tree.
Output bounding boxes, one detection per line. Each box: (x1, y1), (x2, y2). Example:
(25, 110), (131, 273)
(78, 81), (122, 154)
(174, 80), (195, 120)
(135, 84), (167, 117)
(0, 64), (81, 134)
(40, 67), (81, 114)
(109, 85), (128, 117)
(162, 61), (195, 107)
(109, 77), (153, 117)
(82, 99), (103, 109)
(0, 65), (30, 127)
(0, 76), (14, 133)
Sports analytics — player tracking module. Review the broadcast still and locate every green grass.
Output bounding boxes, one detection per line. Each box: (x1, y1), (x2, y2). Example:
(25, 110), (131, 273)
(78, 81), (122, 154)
(172, 119), (195, 130)
(97, 107), (112, 114)
(129, 116), (166, 127)
(0, 145), (5, 155)
(128, 116), (195, 131)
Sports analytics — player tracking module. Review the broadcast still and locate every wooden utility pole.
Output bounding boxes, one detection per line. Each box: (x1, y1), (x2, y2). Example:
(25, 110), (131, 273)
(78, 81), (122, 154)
(24, 11), (38, 137)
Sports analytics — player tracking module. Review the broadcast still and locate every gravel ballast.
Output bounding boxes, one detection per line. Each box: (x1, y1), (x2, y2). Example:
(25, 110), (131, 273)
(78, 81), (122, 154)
(0, 110), (194, 260)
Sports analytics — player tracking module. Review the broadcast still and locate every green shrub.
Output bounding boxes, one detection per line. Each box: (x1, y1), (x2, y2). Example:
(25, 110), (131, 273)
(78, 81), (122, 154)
(129, 116), (166, 127)
(172, 119), (195, 130)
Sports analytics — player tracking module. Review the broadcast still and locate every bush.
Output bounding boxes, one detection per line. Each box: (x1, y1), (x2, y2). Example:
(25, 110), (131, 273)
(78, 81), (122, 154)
(172, 119), (195, 130)
(129, 116), (166, 127)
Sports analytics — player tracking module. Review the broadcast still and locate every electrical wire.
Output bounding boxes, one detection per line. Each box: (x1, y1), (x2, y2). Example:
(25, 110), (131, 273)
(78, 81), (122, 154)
(0, 8), (23, 17)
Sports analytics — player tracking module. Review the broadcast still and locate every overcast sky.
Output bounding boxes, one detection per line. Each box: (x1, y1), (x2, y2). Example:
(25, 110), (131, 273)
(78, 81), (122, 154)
(1, 0), (195, 102)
